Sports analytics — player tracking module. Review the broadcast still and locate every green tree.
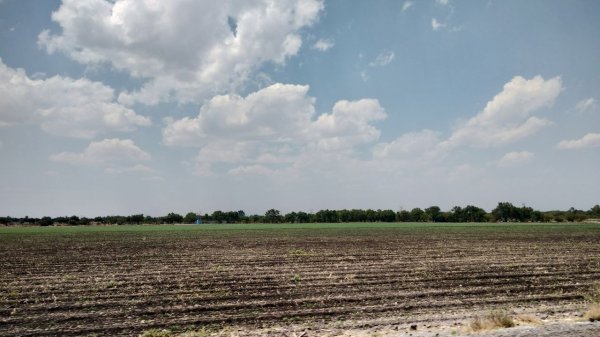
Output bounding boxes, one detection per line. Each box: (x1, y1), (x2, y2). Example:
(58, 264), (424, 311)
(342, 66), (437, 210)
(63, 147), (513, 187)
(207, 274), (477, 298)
(491, 202), (518, 222)
(264, 209), (282, 223)
(409, 208), (426, 222)
(163, 212), (183, 224)
(425, 206), (443, 222)
(128, 214), (145, 224)
(183, 212), (197, 224)
(40, 216), (53, 226)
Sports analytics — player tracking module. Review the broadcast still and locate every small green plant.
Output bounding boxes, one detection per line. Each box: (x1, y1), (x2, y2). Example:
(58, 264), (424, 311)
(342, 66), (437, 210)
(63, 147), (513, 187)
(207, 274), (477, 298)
(140, 328), (173, 337)
(291, 274), (301, 284)
(106, 280), (118, 289)
(288, 248), (314, 257)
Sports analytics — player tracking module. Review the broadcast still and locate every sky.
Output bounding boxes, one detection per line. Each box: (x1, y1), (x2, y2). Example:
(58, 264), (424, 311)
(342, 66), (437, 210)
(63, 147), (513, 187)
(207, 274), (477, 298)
(0, 0), (599, 217)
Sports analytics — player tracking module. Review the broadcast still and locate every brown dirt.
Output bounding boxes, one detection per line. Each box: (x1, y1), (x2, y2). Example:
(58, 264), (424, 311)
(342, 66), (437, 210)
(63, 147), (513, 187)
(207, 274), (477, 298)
(0, 225), (599, 336)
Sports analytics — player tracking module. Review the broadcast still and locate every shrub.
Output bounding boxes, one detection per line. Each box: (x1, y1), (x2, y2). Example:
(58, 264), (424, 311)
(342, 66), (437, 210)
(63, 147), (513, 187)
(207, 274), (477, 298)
(584, 303), (600, 322)
(470, 310), (515, 331)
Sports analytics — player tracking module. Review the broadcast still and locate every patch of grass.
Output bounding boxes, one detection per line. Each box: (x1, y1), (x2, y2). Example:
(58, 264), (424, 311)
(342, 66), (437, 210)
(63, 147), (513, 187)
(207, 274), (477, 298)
(288, 248), (314, 256)
(105, 280), (119, 289)
(291, 274), (301, 284)
(515, 313), (542, 325)
(140, 329), (173, 337)
(584, 282), (600, 303)
(584, 303), (600, 322)
(177, 328), (211, 337)
(470, 310), (515, 332)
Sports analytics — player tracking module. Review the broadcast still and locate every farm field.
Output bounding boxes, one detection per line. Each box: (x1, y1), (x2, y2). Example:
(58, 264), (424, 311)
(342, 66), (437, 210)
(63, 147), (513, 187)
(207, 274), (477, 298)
(1, 223), (599, 336)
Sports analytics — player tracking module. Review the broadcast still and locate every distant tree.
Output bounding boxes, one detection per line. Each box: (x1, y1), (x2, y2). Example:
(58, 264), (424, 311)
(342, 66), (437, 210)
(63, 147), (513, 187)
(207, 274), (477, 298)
(284, 212), (297, 223)
(212, 211), (225, 223)
(589, 205), (600, 217)
(425, 206), (443, 222)
(315, 209), (338, 223)
(224, 211), (240, 223)
(40, 216), (53, 227)
(264, 209), (282, 223)
(396, 210), (411, 222)
(296, 211), (311, 223)
(409, 208), (426, 222)
(183, 212), (197, 224)
(163, 212), (183, 224)
(379, 209), (396, 222)
(491, 202), (518, 222)
(68, 215), (80, 226)
(462, 205), (487, 222)
(128, 214), (145, 224)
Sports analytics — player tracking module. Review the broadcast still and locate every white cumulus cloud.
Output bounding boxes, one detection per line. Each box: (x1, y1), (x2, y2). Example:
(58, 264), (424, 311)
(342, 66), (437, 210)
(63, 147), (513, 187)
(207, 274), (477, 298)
(402, 1), (413, 12)
(38, 0), (324, 106)
(312, 38), (334, 51)
(498, 151), (534, 167)
(0, 59), (150, 138)
(50, 138), (151, 165)
(162, 83), (316, 147)
(310, 99), (387, 151)
(163, 83), (387, 173)
(442, 75), (561, 148)
(557, 133), (600, 150)
(432, 18), (446, 31)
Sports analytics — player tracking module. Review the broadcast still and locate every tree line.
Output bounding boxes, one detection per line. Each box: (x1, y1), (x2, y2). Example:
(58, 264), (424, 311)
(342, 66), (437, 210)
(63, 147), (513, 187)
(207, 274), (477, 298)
(1, 203), (599, 226)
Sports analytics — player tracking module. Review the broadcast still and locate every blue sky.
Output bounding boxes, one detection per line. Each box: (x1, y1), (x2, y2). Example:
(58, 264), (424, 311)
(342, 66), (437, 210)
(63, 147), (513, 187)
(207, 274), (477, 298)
(1, 0), (599, 217)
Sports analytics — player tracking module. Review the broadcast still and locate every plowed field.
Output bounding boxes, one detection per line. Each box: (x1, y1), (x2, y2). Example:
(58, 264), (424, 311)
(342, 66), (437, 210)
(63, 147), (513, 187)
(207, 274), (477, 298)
(1, 223), (599, 336)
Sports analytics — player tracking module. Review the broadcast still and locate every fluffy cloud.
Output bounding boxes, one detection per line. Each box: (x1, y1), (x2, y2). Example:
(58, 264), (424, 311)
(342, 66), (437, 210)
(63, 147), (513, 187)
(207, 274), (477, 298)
(310, 99), (387, 151)
(431, 18), (446, 31)
(163, 83), (316, 147)
(164, 83), (386, 173)
(557, 133), (600, 150)
(575, 98), (596, 113)
(498, 151), (534, 167)
(402, 1), (413, 12)
(374, 75), (561, 169)
(436, 0), (449, 5)
(39, 0), (324, 105)
(443, 75), (561, 148)
(50, 138), (150, 165)
(369, 51), (395, 67)
(373, 129), (441, 160)
(312, 38), (334, 51)
(0, 59), (150, 138)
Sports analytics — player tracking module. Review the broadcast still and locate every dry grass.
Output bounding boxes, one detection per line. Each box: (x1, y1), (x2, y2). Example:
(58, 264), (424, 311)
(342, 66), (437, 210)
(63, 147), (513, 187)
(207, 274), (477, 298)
(141, 329), (173, 337)
(584, 303), (600, 322)
(469, 310), (515, 332)
(585, 282), (600, 302)
(515, 313), (542, 325)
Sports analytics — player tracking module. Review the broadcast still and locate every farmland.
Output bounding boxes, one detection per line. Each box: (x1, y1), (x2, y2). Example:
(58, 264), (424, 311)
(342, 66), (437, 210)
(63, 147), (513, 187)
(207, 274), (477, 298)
(1, 223), (599, 336)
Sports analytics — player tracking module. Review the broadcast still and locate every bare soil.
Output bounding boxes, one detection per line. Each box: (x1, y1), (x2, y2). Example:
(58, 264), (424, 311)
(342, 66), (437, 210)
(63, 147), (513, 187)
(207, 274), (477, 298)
(0, 224), (599, 336)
